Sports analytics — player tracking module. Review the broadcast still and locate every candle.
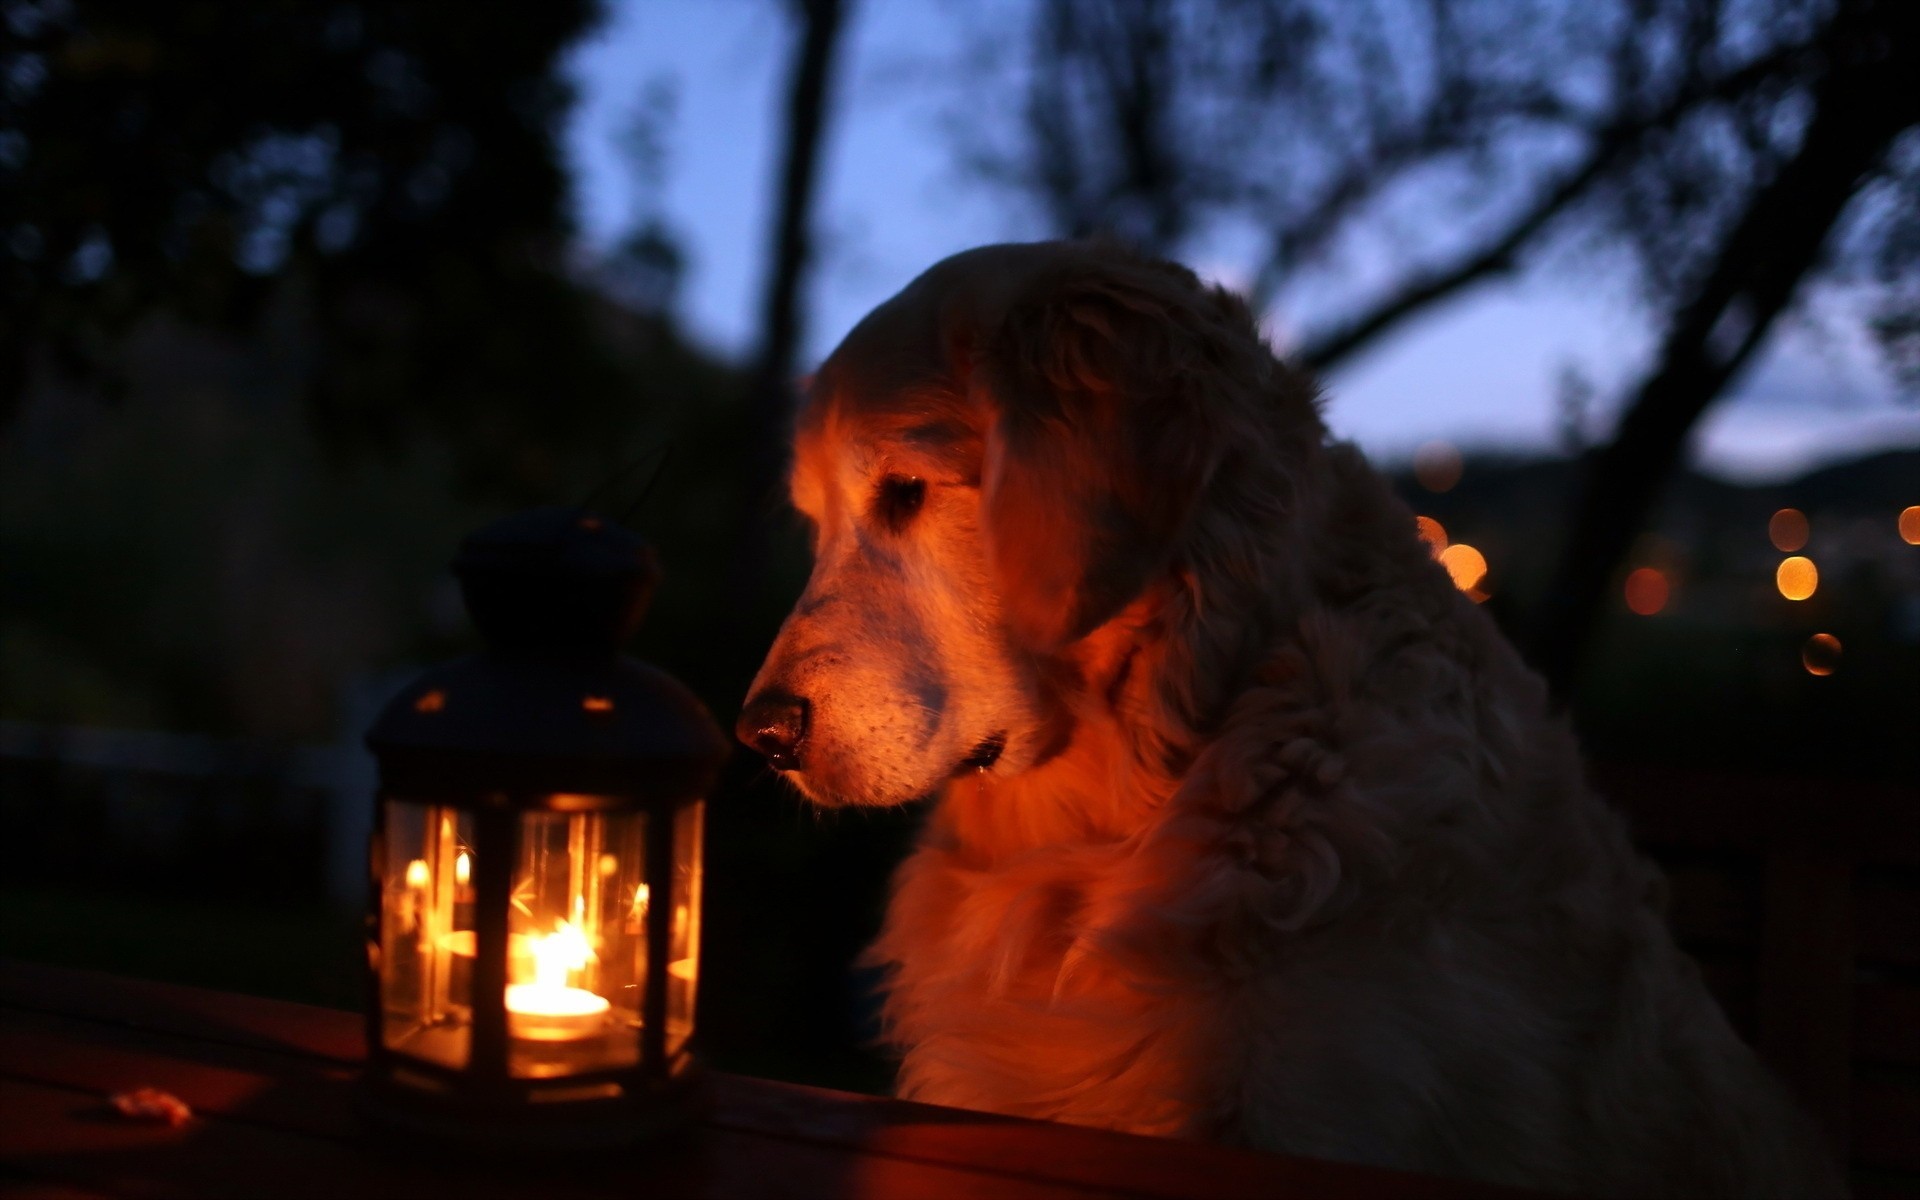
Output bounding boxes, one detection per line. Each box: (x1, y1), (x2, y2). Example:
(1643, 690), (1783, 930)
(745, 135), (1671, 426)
(505, 920), (609, 1041)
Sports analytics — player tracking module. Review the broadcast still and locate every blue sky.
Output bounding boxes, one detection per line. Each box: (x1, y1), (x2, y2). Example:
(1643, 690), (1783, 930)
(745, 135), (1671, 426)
(563, 0), (1920, 483)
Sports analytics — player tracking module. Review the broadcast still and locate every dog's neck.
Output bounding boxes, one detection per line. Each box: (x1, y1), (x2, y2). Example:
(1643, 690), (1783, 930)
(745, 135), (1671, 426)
(931, 597), (1185, 864)
(926, 437), (1394, 870)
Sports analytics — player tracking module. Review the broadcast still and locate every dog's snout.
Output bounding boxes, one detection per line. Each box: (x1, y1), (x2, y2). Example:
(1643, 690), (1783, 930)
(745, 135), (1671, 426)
(737, 690), (810, 771)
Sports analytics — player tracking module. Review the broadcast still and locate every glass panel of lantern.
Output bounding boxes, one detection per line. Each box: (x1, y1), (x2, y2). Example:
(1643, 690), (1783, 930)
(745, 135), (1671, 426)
(361, 505), (727, 1148)
(379, 802), (477, 1071)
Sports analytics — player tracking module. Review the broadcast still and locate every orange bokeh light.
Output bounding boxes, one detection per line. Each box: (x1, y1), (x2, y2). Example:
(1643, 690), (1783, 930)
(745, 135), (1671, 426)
(1623, 568), (1668, 616)
(1775, 556), (1818, 601)
(1438, 543), (1488, 597)
(581, 695), (614, 713)
(413, 689), (446, 714)
(1901, 506), (1920, 545)
(1768, 508), (1808, 552)
(1413, 441), (1463, 493)
(1802, 633), (1842, 676)
(1414, 515), (1448, 555)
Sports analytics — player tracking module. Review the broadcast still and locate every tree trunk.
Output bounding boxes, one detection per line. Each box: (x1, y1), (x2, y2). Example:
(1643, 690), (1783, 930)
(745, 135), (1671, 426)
(1523, 4), (1920, 695)
(726, 0), (850, 676)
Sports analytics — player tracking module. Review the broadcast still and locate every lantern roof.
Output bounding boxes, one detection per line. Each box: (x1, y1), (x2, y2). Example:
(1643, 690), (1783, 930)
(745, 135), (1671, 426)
(366, 506), (729, 802)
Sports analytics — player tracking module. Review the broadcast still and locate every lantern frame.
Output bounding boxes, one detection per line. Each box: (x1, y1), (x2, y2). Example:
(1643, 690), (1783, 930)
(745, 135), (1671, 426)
(358, 506), (728, 1151)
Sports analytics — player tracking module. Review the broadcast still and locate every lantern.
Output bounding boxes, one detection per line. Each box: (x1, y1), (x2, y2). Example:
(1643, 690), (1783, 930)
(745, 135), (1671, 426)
(360, 506), (728, 1149)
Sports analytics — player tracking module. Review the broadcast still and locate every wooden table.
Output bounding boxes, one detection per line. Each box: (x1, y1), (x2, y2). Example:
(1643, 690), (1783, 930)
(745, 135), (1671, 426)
(0, 959), (1510, 1198)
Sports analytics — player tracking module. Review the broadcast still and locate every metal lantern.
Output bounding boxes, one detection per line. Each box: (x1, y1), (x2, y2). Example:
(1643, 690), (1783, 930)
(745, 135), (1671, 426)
(360, 506), (728, 1149)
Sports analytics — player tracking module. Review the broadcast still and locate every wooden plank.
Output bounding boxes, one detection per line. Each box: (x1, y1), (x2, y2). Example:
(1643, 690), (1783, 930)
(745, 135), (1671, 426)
(0, 960), (360, 1065)
(706, 1074), (1524, 1200)
(0, 1074), (597, 1200)
(0, 1177), (117, 1200)
(0, 1008), (358, 1141)
(0, 1073), (1091, 1200)
(0, 960), (1543, 1198)
(0, 1008), (1104, 1198)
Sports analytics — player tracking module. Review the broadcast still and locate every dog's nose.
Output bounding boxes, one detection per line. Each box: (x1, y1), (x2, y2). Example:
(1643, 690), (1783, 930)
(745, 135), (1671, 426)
(737, 691), (809, 771)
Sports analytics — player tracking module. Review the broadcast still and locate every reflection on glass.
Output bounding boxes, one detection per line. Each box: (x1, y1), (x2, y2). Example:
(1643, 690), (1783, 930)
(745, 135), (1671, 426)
(669, 801), (704, 1056)
(507, 809), (647, 1078)
(375, 799), (700, 1081)
(380, 801), (475, 1068)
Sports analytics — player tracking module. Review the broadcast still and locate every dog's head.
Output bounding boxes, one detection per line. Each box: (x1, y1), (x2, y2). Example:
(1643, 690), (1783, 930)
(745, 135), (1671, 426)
(738, 242), (1311, 806)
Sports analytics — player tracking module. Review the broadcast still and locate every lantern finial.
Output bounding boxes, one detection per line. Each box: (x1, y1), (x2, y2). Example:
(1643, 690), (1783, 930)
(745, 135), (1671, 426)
(453, 505), (658, 652)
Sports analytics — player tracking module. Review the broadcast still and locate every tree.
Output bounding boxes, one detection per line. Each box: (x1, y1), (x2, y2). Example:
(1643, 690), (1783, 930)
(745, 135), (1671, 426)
(0, 0), (667, 499)
(730, 0), (853, 638)
(962, 0), (1920, 692)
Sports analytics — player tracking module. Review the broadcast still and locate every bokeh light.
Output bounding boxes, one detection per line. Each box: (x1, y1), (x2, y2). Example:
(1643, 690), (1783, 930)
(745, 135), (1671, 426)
(1802, 632), (1842, 676)
(1901, 506), (1920, 545)
(1624, 567), (1669, 616)
(1413, 441), (1463, 493)
(1438, 543), (1487, 595)
(1768, 508), (1809, 552)
(1775, 556), (1818, 601)
(1414, 515), (1448, 555)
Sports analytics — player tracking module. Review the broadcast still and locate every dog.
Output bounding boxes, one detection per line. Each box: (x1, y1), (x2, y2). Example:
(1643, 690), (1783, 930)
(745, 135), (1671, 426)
(737, 241), (1845, 1197)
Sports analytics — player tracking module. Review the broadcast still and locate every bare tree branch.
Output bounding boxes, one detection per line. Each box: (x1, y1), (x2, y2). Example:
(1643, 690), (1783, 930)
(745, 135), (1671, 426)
(1294, 34), (1819, 371)
(1525, 0), (1920, 692)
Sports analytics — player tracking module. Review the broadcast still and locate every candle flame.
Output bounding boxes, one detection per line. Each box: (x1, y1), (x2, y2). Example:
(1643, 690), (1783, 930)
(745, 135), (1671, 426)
(632, 882), (650, 918)
(454, 851), (471, 885)
(527, 919), (595, 991)
(405, 859), (429, 888)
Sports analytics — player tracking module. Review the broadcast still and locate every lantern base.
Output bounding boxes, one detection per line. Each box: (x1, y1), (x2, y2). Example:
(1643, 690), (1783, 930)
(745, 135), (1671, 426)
(357, 1059), (707, 1154)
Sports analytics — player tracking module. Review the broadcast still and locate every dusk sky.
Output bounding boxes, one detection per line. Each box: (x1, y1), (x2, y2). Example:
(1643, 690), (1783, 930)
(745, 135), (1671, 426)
(564, 0), (1920, 483)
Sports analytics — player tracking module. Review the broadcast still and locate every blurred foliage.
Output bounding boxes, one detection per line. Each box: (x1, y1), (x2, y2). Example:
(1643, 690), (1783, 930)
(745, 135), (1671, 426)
(0, 0), (785, 738)
(1, 0), (671, 499)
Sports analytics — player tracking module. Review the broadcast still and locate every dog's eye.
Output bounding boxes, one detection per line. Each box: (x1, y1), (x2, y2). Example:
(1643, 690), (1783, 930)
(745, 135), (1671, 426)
(874, 474), (927, 531)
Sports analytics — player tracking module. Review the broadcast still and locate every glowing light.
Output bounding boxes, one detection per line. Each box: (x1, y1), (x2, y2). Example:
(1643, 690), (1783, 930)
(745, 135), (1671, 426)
(598, 853), (620, 877)
(582, 695), (614, 713)
(1776, 556), (1818, 601)
(1624, 568), (1669, 616)
(529, 921), (592, 988)
(1802, 633), (1842, 676)
(1414, 515), (1448, 555)
(454, 851), (470, 886)
(413, 689), (445, 714)
(506, 919), (609, 1041)
(1768, 508), (1809, 552)
(1438, 543), (1488, 595)
(1901, 506), (1920, 545)
(1413, 441), (1463, 493)
(404, 859), (430, 888)
(632, 882), (650, 918)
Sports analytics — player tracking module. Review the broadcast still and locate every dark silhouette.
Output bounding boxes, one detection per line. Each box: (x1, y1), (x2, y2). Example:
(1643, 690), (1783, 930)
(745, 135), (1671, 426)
(734, 0), (853, 630)
(968, 0), (1920, 692)
(0, 0), (660, 499)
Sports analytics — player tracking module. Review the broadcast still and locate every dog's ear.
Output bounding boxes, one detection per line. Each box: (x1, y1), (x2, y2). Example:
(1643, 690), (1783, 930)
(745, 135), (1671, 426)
(975, 258), (1229, 650)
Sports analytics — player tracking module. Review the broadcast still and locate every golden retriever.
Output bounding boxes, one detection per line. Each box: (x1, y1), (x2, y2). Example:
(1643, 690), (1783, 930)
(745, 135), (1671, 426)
(737, 241), (1845, 1197)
